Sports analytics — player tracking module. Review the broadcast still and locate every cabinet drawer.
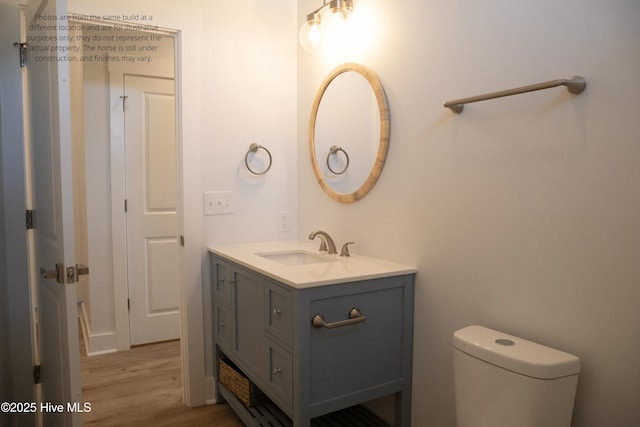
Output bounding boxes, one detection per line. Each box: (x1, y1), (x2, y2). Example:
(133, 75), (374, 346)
(308, 286), (406, 405)
(267, 339), (293, 413)
(265, 281), (293, 347)
(214, 303), (231, 351)
(211, 256), (232, 305)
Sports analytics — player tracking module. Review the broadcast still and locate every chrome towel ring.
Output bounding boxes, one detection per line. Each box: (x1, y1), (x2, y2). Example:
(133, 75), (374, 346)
(245, 143), (272, 175)
(326, 145), (349, 175)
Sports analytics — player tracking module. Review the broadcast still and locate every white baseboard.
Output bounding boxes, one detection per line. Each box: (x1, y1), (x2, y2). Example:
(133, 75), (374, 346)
(205, 376), (217, 404)
(78, 302), (117, 356)
(78, 304), (90, 356)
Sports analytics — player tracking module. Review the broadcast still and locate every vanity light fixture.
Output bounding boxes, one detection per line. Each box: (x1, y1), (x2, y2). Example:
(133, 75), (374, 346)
(299, 0), (354, 52)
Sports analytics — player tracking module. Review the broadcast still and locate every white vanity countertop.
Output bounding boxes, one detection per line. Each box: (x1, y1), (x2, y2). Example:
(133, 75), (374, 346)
(208, 241), (416, 289)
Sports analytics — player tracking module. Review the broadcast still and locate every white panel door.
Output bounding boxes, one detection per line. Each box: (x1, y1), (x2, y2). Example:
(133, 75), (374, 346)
(25, 0), (83, 425)
(125, 75), (179, 345)
(0, 3), (36, 426)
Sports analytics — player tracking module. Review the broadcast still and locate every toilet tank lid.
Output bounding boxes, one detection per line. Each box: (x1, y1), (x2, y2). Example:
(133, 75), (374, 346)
(453, 325), (580, 379)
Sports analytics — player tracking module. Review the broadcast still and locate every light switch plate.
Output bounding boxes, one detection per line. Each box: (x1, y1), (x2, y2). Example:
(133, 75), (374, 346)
(203, 191), (235, 215)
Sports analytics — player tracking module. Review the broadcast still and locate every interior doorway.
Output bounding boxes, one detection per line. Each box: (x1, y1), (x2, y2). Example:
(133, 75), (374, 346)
(124, 74), (179, 345)
(70, 18), (181, 354)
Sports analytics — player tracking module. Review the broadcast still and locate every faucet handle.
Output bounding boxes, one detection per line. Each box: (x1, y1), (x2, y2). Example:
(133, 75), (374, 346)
(340, 242), (355, 257)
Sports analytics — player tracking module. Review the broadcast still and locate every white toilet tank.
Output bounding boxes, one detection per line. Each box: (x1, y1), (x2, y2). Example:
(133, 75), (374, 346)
(453, 325), (580, 427)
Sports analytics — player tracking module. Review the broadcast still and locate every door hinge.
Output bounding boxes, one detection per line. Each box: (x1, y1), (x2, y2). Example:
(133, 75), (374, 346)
(33, 365), (41, 384)
(127, 298), (130, 311)
(124, 199), (128, 212)
(180, 235), (184, 247)
(26, 209), (35, 230)
(120, 95), (128, 112)
(14, 42), (27, 68)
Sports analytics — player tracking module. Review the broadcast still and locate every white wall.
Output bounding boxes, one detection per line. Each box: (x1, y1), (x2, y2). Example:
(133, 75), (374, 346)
(298, 0), (640, 426)
(196, 0), (298, 401)
(0, 66), (10, 427)
(79, 51), (114, 338)
(198, 0), (298, 247)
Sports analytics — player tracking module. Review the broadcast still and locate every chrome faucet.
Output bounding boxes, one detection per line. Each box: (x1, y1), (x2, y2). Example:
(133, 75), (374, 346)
(309, 230), (338, 254)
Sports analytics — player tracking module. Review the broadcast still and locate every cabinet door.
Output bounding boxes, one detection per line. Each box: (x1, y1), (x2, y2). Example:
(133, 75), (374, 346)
(265, 281), (293, 347)
(214, 303), (231, 351)
(211, 255), (232, 306)
(308, 285), (406, 406)
(267, 339), (293, 413)
(232, 266), (267, 379)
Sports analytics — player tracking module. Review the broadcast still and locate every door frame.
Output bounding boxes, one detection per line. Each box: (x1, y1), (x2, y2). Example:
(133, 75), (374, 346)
(104, 28), (179, 353)
(68, 10), (206, 407)
(71, 12), (187, 381)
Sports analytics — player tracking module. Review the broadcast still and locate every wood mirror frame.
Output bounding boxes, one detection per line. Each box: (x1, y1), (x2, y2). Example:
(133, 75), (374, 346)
(309, 63), (390, 203)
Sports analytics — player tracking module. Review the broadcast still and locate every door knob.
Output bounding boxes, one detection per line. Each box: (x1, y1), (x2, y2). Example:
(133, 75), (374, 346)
(40, 263), (64, 284)
(40, 263), (89, 284)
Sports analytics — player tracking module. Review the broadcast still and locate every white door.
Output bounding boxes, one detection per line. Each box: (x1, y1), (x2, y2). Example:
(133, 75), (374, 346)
(124, 75), (180, 345)
(0, 3), (37, 425)
(25, 0), (83, 425)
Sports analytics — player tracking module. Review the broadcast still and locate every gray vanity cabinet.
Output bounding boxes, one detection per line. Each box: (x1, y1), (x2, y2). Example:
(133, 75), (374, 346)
(210, 253), (414, 427)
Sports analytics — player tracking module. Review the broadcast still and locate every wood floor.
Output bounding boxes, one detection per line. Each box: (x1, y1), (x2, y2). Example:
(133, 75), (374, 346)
(80, 335), (243, 426)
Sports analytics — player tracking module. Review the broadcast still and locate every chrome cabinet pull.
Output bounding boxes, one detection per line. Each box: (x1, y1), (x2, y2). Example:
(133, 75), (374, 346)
(311, 307), (366, 329)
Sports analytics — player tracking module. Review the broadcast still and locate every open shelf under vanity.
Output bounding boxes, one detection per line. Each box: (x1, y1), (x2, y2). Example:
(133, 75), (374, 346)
(218, 382), (390, 427)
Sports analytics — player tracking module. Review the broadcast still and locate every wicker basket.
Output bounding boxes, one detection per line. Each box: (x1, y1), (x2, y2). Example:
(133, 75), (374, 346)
(219, 358), (264, 407)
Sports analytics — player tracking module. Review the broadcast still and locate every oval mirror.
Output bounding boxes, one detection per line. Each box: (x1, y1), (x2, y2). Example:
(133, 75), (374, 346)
(309, 63), (389, 203)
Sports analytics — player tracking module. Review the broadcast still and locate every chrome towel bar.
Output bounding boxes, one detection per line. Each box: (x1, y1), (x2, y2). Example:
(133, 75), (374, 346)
(443, 75), (586, 113)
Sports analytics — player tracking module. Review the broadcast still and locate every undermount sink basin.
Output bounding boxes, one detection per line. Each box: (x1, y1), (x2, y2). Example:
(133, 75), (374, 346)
(258, 250), (336, 266)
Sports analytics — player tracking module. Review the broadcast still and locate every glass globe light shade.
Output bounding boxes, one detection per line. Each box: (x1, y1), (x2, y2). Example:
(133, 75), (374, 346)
(299, 15), (322, 52)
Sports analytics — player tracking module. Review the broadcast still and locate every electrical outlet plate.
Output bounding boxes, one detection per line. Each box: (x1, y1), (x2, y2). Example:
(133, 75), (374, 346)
(203, 191), (235, 215)
(279, 211), (290, 232)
